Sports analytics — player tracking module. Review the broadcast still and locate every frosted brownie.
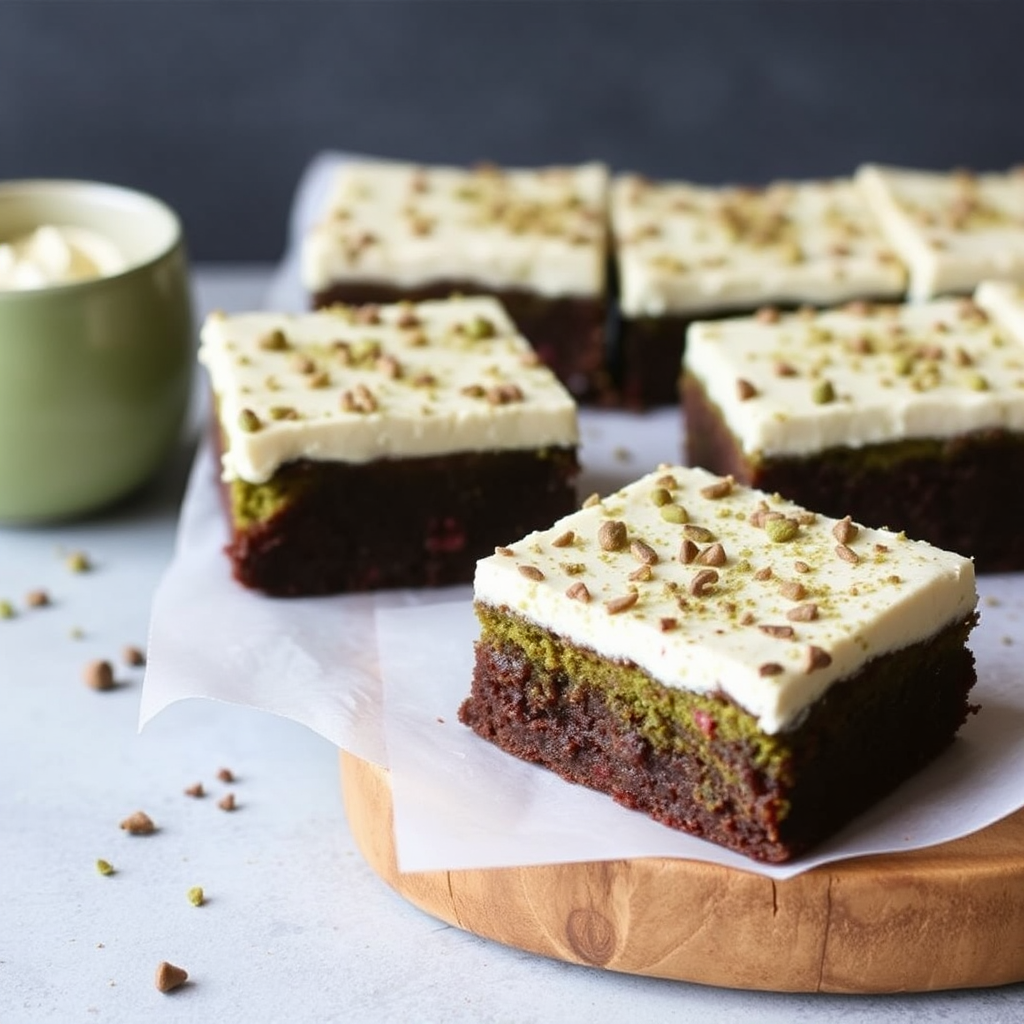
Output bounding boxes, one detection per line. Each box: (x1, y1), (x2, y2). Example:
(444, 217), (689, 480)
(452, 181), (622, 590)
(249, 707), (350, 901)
(459, 465), (978, 863)
(199, 296), (579, 595)
(857, 163), (1024, 301)
(683, 281), (1024, 571)
(610, 174), (906, 407)
(301, 159), (612, 402)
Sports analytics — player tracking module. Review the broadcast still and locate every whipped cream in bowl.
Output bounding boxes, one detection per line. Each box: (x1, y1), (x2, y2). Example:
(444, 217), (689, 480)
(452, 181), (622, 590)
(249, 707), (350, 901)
(0, 223), (127, 290)
(0, 179), (193, 522)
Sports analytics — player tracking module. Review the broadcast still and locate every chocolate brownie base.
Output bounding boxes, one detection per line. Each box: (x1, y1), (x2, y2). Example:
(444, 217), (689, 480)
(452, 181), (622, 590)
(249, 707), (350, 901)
(619, 314), (690, 410)
(459, 606), (978, 863)
(683, 373), (1024, 572)
(224, 447), (579, 597)
(313, 281), (612, 405)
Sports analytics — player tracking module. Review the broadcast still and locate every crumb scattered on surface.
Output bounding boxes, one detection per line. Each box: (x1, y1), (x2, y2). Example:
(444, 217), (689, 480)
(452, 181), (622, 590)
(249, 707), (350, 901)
(0, 600), (14, 619)
(66, 551), (91, 573)
(1002, 636), (1013, 646)
(25, 589), (49, 608)
(84, 659), (115, 692)
(985, 595), (1002, 607)
(122, 644), (146, 667)
(216, 767), (235, 783)
(184, 783), (205, 798)
(217, 793), (236, 812)
(155, 961), (188, 993)
(96, 859), (115, 876)
(119, 811), (156, 835)
(612, 446), (632, 462)
(69, 626), (85, 640)
(187, 886), (205, 907)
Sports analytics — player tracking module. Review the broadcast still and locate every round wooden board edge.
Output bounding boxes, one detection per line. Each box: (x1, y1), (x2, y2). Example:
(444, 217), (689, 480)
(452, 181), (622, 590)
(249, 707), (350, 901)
(340, 750), (1024, 994)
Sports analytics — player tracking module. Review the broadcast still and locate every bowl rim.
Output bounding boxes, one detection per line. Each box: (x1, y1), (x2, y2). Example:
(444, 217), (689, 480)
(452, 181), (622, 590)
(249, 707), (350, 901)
(0, 178), (185, 299)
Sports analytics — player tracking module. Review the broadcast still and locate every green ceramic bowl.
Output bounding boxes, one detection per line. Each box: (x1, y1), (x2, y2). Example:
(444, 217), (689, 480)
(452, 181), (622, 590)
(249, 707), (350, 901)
(0, 180), (193, 522)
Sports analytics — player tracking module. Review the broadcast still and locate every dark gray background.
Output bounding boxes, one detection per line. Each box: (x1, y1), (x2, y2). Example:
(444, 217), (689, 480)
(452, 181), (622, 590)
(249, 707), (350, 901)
(2, 0), (1022, 261)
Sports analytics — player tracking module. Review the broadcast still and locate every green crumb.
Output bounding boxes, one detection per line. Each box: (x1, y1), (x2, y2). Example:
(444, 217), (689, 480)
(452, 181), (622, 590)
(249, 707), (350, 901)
(187, 886), (205, 907)
(893, 352), (914, 376)
(66, 551), (91, 573)
(238, 408), (262, 433)
(0, 600), (14, 620)
(659, 504), (689, 524)
(765, 518), (799, 543)
(96, 859), (115, 876)
(69, 626), (85, 640)
(229, 473), (309, 529)
(467, 316), (496, 340)
(811, 380), (836, 405)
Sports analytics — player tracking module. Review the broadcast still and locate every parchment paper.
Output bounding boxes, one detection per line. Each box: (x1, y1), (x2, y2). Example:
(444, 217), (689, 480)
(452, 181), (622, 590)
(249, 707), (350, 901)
(142, 152), (1024, 881)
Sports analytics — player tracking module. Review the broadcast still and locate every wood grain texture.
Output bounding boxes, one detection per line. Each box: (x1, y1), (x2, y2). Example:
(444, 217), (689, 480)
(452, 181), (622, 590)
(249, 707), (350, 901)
(340, 752), (1024, 993)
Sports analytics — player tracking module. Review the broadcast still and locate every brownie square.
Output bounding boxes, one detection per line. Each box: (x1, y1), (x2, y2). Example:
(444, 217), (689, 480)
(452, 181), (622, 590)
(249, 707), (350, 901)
(610, 174), (907, 408)
(683, 282), (1024, 571)
(301, 158), (612, 403)
(199, 296), (580, 595)
(459, 464), (978, 863)
(857, 163), (1024, 301)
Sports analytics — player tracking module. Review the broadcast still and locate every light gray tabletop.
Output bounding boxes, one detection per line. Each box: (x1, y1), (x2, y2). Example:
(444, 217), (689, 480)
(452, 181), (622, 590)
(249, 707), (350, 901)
(2, 265), (1022, 1024)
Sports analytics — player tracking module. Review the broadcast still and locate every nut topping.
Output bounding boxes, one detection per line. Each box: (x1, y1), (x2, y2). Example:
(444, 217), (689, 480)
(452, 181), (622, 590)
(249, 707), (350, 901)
(689, 569), (719, 597)
(805, 645), (833, 672)
(682, 524), (715, 543)
(598, 520), (628, 552)
(835, 543), (860, 564)
(700, 476), (734, 500)
(832, 516), (859, 544)
(341, 384), (378, 414)
(695, 542), (726, 567)
(605, 591), (639, 615)
(786, 602), (819, 622)
(630, 539), (659, 565)
(678, 539), (699, 565)
(758, 624), (795, 639)
(736, 379), (758, 401)
(764, 518), (799, 543)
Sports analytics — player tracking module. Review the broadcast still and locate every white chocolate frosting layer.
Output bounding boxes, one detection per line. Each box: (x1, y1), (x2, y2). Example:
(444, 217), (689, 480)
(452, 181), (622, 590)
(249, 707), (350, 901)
(611, 174), (906, 317)
(0, 224), (125, 290)
(475, 465), (976, 735)
(302, 159), (608, 298)
(856, 163), (1024, 301)
(200, 296), (578, 484)
(684, 285), (1024, 458)
(976, 279), (1024, 340)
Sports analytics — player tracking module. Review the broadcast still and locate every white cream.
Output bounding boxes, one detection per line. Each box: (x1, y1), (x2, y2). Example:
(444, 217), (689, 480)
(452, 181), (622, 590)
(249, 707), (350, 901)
(856, 163), (1024, 301)
(684, 285), (1024, 458)
(474, 465), (976, 734)
(0, 224), (126, 290)
(611, 174), (907, 317)
(301, 159), (608, 298)
(199, 296), (578, 484)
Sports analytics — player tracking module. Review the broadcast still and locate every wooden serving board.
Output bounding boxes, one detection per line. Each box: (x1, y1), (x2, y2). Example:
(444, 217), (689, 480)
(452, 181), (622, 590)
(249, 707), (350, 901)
(341, 751), (1024, 994)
